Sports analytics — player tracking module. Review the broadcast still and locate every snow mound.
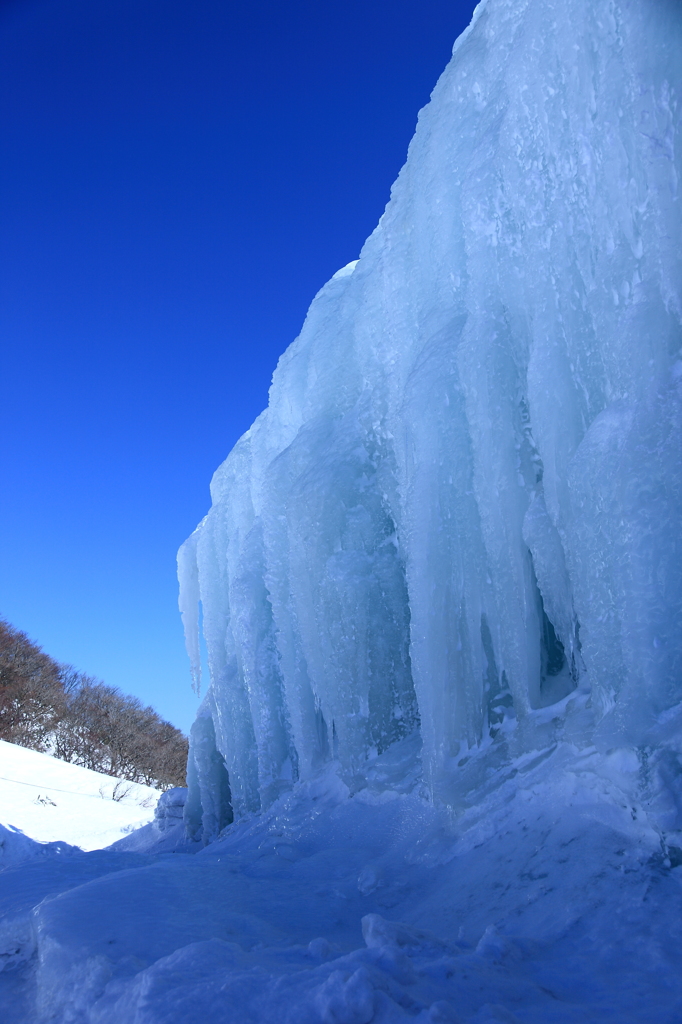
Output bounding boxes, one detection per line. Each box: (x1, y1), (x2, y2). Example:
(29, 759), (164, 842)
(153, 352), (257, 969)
(0, 823), (77, 871)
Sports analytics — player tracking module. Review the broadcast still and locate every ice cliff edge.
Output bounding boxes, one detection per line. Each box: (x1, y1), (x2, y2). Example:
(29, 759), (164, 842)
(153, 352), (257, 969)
(178, 0), (682, 837)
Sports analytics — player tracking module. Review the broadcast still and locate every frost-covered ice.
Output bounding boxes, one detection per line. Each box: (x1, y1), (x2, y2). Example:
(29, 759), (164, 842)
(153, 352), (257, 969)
(0, 740), (159, 851)
(2, 0), (682, 1020)
(179, 0), (682, 823)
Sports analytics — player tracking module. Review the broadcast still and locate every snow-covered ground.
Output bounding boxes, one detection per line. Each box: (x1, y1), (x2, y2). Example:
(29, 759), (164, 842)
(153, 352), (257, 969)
(0, 736), (681, 1022)
(0, 740), (160, 851)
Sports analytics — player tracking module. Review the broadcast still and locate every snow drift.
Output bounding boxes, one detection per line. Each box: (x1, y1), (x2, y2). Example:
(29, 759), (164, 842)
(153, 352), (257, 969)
(179, 0), (682, 833)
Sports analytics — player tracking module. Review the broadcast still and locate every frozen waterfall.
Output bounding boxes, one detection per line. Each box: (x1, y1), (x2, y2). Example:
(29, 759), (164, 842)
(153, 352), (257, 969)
(179, 0), (682, 832)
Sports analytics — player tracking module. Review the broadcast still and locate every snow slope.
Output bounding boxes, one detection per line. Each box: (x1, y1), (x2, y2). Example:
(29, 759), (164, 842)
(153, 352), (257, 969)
(0, 740), (159, 851)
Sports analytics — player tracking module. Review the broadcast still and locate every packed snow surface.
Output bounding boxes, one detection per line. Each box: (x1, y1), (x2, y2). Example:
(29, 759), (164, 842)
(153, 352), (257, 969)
(1, 745), (682, 1022)
(2, 0), (681, 1020)
(0, 740), (159, 851)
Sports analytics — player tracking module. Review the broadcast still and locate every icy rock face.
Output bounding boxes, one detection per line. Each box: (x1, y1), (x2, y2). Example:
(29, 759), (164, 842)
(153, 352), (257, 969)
(179, 0), (682, 821)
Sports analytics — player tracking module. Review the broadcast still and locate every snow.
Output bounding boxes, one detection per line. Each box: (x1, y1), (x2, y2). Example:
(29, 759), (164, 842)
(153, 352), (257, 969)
(0, 740), (159, 851)
(1, 743), (682, 1021)
(2, 0), (682, 1020)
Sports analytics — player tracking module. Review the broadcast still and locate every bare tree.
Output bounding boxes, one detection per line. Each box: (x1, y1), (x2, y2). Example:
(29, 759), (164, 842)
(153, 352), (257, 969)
(0, 620), (65, 749)
(1, 618), (188, 789)
(54, 670), (188, 788)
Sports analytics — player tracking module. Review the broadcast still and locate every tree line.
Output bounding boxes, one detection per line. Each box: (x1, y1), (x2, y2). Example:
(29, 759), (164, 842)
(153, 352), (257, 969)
(0, 619), (187, 789)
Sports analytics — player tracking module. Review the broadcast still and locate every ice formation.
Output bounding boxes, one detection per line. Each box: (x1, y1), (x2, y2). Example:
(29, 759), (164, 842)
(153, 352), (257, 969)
(2, 3), (682, 1021)
(179, 0), (682, 831)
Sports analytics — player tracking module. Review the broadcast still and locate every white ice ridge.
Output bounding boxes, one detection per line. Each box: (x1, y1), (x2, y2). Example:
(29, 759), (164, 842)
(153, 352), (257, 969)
(179, 0), (682, 831)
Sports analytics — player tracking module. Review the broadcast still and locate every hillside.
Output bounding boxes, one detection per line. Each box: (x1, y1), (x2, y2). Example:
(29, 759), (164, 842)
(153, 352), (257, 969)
(0, 739), (159, 851)
(0, 617), (188, 789)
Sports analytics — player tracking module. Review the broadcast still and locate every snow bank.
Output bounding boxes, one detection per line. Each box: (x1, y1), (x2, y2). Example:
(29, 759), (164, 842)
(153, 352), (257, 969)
(0, 823), (76, 871)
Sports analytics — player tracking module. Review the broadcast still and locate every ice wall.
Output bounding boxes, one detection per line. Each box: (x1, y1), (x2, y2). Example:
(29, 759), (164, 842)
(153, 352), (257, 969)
(179, 0), (682, 825)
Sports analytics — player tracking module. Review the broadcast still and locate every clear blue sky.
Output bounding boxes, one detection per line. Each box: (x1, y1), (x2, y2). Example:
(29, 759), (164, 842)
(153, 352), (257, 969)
(0, 0), (477, 733)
